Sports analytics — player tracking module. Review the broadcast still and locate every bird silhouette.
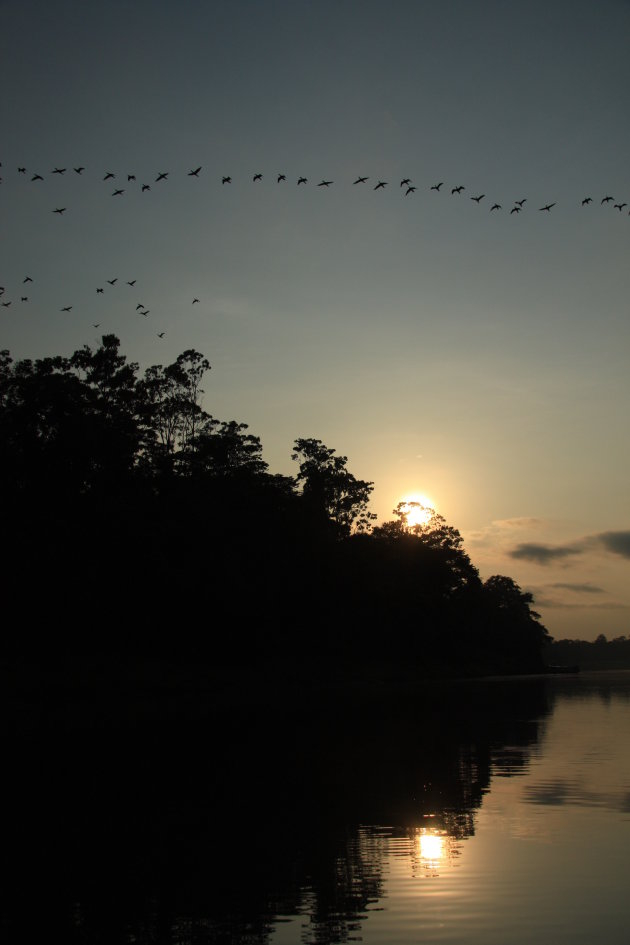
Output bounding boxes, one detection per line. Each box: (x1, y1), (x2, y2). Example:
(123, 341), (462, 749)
(18, 167), (26, 173)
(297, 177), (308, 184)
(2, 302), (11, 307)
(188, 167), (202, 176)
(277, 174), (286, 182)
(97, 288), (104, 294)
(430, 182), (443, 191)
(490, 203), (501, 211)
(93, 323), (100, 328)
(112, 189), (124, 196)
(142, 184), (151, 192)
(318, 180), (333, 187)
(52, 168), (66, 175)
(253, 173), (263, 181)
(157, 332), (165, 338)
(582, 197), (592, 205)
(53, 208), (66, 214)
(136, 303), (144, 310)
(107, 278), (118, 285)
(222, 176), (232, 184)
(103, 172), (115, 180)
(515, 199), (527, 206)
(61, 306), (72, 311)
(451, 185), (465, 194)
(128, 174), (136, 181)
(614, 203), (627, 211)
(21, 297), (28, 302)
(510, 206), (521, 214)
(192, 298), (199, 304)
(31, 174), (44, 181)
(353, 176), (368, 184)
(127, 280), (136, 286)
(400, 178), (411, 187)
(471, 194), (485, 202)
(601, 196), (613, 204)
(23, 276), (33, 283)
(141, 310), (150, 316)
(405, 186), (416, 195)
(156, 172), (168, 181)
(374, 181), (387, 190)
(74, 167), (84, 174)
(539, 203), (555, 212)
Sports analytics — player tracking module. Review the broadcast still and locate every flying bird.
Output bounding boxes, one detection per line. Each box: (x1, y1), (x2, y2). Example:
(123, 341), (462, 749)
(31, 174), (44, 181)
(156, 172), (168, 181)
(405, 186), (416, 195)
(53, 208), (66, 214)
(93, 324), (100, 328)
(222, 176), (232, 184)
(127, 280), (136, 286)
(74, 167), (85, 174)
(142, 184), (150, 192)
(490, 203), (501, 211)
(157, 332), (165, 338)
(430, 182), (443, 191)
(192, 298), (199, 304)
(97, 288), (104, 293)
(136, 303), (144, 310)
(253, 173), (262, 181)
(374, 181), (387, 190)
(400, 178), (411, 187)
(277, 174), (286, 182)
(451, 185), (465, 194)
(141, 310), (150, 316)
(52, 168), (66, 175)
(471, 194), (485, 202)
(297, 177), (308, 184)
(539, 203), (555, 212)
(18, 167), (26, 173)
(21, 297), (28, 302)
(601, 196), (613, 204)
(318, 180), (333, 187)
(614, 203), (627, 211)
(510, 206), (521, 214)
(23, 276), (33, 283)
(353, 176), (368, 184)
(112, 189), (124, 196)
(515, 199), (527, 206)
(61, 306), (72, 311)
(107, 278), (118, 285)
(2, 301), (11, 307)
(188, 167), (202, 177)
(103, 172), (115, 180)
(581, 197), (592, 205)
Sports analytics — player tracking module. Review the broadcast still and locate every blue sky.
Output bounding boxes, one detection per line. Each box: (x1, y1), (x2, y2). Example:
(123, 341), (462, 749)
(2, 0), (629, 639)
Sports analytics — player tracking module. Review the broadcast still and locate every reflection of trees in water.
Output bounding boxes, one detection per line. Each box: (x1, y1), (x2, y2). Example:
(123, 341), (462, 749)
(2, 679), (553, 945)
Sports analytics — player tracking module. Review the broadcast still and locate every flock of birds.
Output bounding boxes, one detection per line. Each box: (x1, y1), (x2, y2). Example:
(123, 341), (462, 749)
(1, 162), (629, 215)
(0, 271), (204, 339)
(2, 161), (627, 345)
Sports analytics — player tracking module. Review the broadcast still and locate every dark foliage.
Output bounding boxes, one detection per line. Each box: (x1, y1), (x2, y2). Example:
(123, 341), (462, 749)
(0, 336), (549, 676)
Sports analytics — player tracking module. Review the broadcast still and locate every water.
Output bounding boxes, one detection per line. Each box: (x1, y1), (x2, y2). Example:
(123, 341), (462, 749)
(2, 671), (630, 943)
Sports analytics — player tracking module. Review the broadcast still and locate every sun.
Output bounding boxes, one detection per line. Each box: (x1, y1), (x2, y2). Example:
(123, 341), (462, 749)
(399, 493), (436, 529)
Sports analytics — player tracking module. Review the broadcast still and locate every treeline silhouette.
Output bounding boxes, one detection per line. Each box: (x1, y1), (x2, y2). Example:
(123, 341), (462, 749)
(0, 335), (549, 678)
(546, 635), (630, 671)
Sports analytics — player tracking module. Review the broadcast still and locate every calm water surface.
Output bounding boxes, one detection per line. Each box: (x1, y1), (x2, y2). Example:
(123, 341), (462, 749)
(3, 671), (630, 944)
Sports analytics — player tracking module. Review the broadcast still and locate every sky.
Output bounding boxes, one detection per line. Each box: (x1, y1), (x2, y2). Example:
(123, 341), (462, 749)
(1, 0), (629, 640)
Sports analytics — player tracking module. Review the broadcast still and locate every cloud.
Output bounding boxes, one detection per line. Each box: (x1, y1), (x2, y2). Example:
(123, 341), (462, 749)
(594, 531), (630, 560)
(509, 542), (583, 564)
(549, 583), (605, 594)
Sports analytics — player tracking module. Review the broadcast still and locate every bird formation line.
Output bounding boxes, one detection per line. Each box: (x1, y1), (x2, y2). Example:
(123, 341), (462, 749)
(2, 161), (628, 216)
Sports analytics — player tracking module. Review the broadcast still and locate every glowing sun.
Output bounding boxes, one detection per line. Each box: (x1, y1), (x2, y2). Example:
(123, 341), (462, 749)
(399, 493), (436, 528)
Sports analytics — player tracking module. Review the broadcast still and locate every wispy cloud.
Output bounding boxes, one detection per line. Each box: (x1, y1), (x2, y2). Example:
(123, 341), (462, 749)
(595, 531), (630, 560)
(549, 582), (605, 594)
(510, 543), (582, 564)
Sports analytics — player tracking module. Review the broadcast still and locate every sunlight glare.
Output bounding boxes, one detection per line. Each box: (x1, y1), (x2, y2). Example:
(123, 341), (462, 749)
(400, 493), (436, 528)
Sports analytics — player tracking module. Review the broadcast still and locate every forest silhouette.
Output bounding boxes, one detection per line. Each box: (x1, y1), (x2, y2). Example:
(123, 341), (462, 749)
(1, 335), (550, 678)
